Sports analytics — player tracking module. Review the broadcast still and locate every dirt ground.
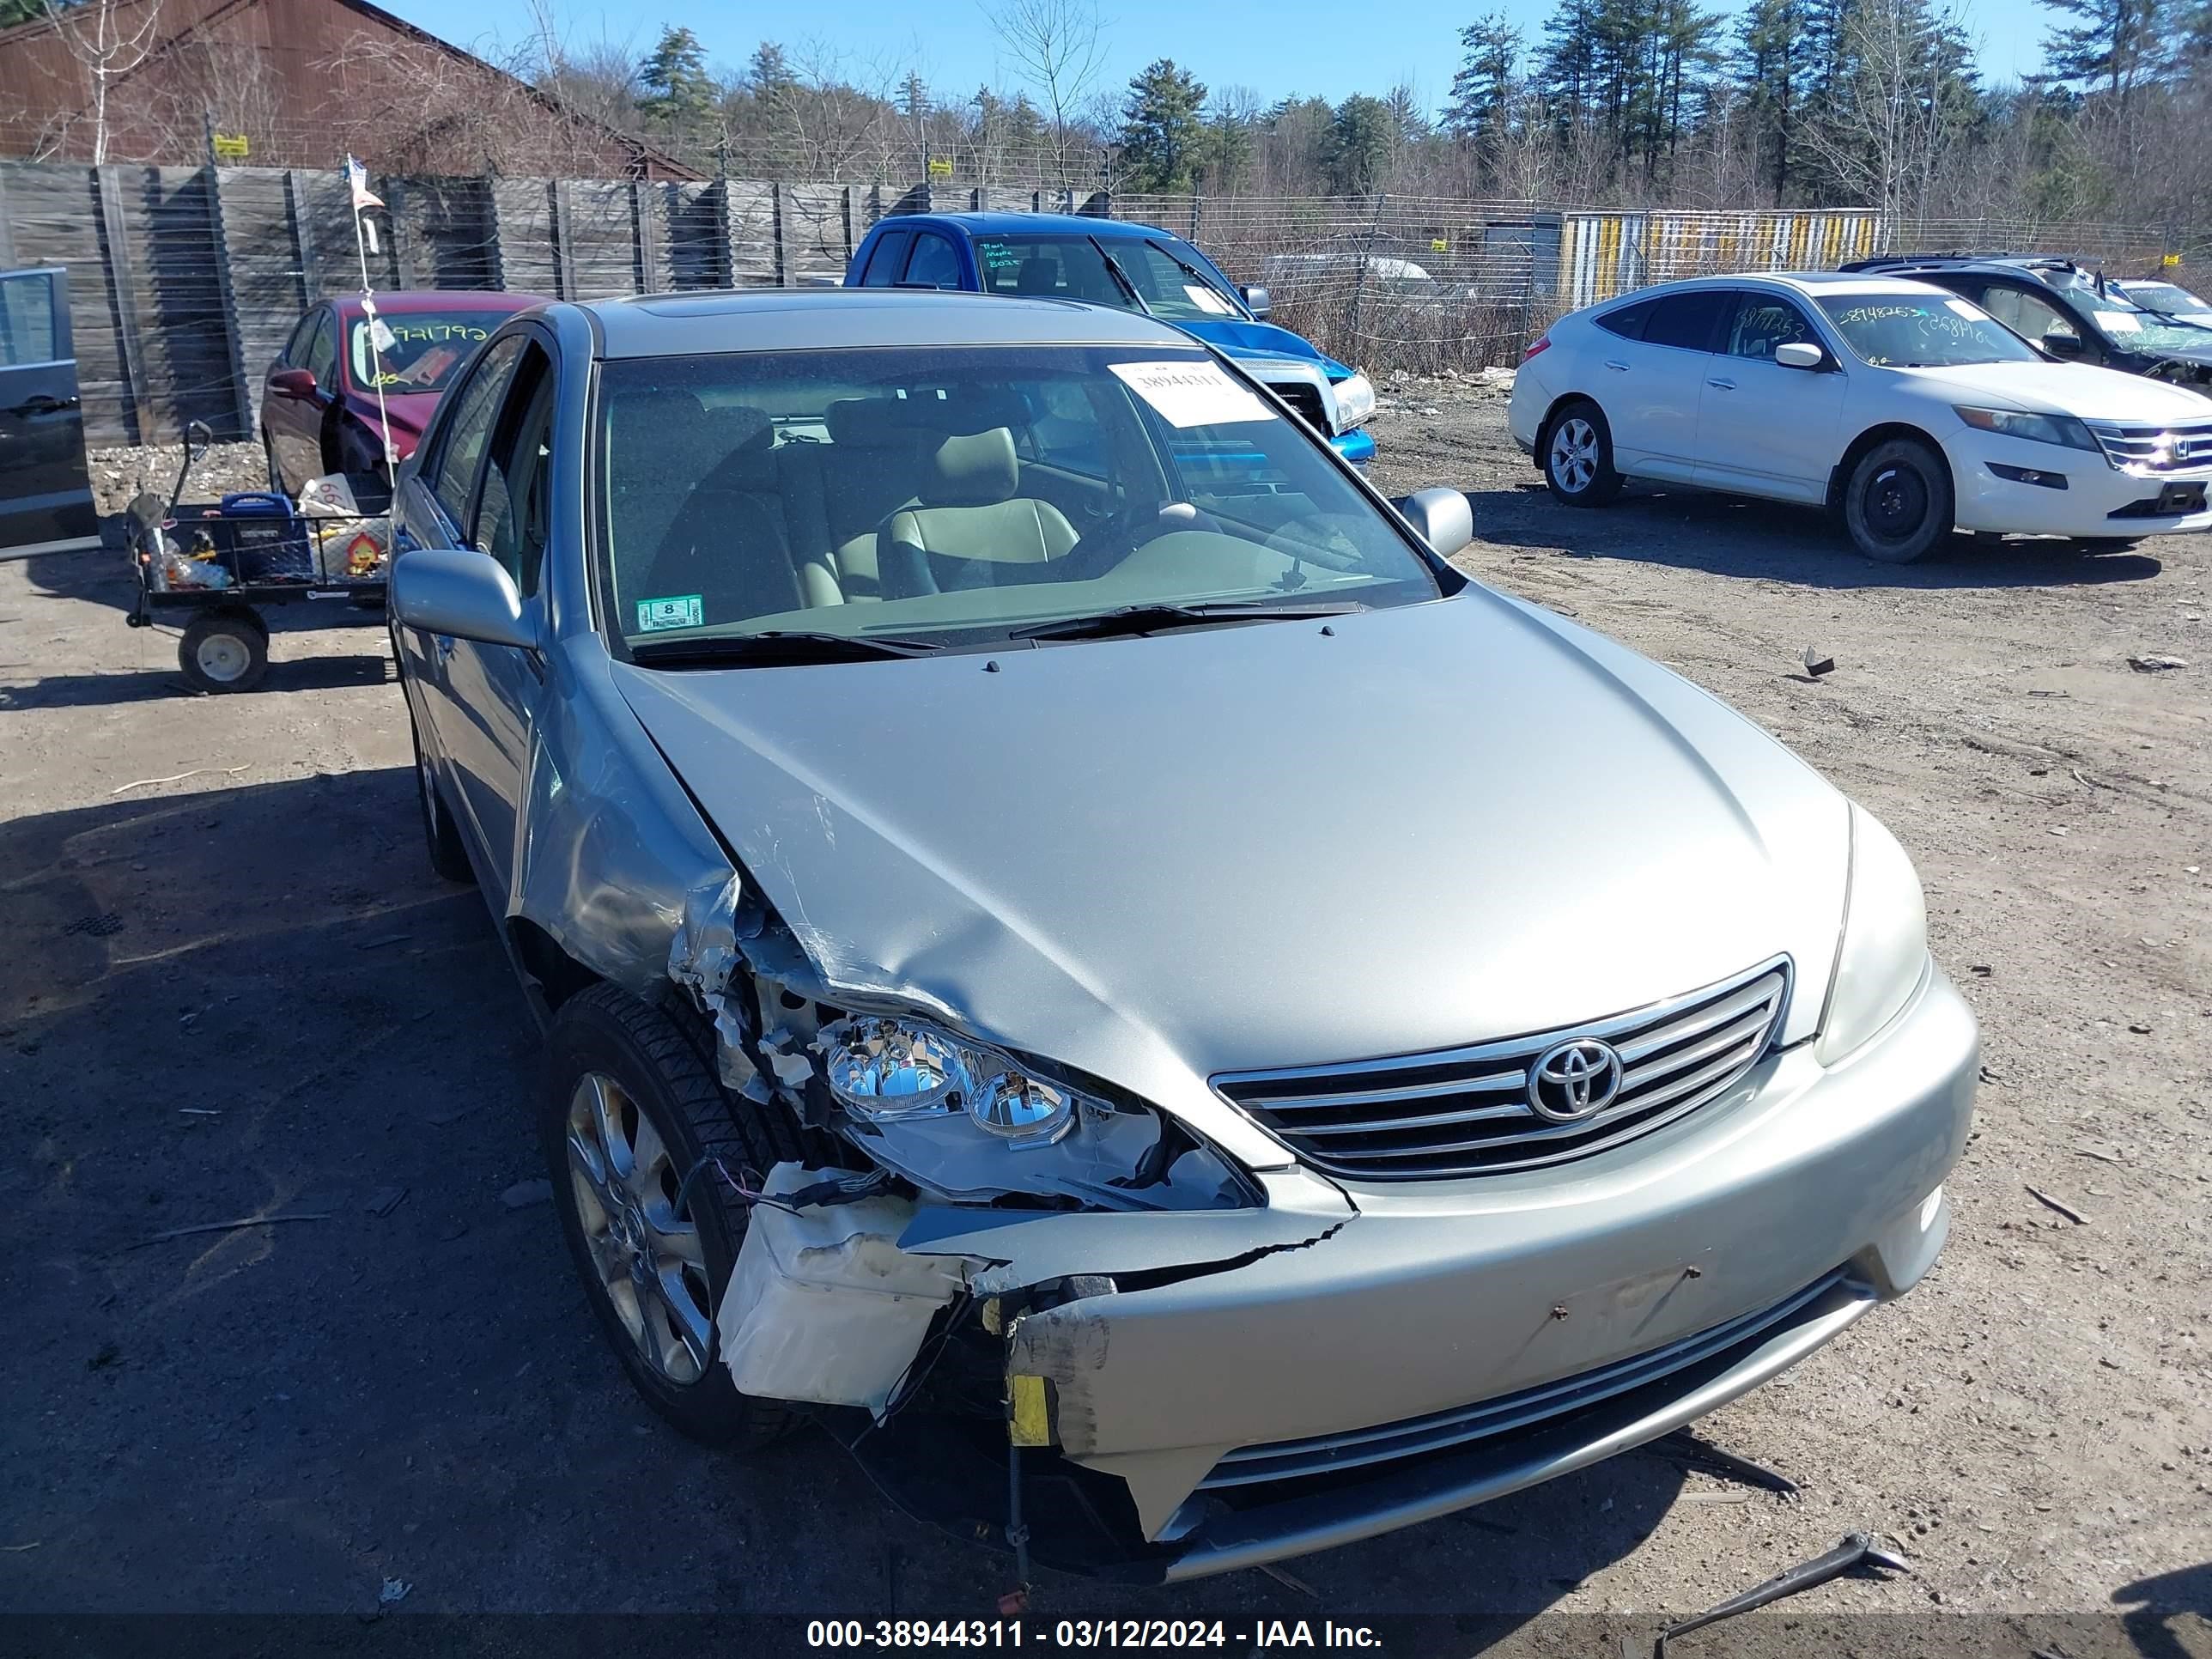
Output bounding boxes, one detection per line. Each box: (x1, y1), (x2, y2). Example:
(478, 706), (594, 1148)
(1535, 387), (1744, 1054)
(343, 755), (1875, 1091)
(1, 387), (2207, 1648)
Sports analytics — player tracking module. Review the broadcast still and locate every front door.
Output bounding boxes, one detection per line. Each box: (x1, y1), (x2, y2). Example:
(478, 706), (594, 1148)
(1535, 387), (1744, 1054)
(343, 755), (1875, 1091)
(266, 307), (339, 494)
(0, 267), (97, 556)
(1692, 291), (1850, 504)
(440, 340), (558, 891)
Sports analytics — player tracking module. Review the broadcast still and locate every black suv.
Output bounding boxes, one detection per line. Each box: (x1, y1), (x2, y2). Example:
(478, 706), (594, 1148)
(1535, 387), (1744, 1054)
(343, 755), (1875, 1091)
(1840, 253), (2212, 390)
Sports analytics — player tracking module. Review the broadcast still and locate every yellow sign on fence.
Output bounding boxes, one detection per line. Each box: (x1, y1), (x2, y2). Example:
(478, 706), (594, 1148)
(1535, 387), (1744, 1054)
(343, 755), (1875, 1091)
(210, 133), (250, 161)
(927, 157), (953, 178)
(1430, 238), (1449, 253)
(2163, 252), (2183, 267)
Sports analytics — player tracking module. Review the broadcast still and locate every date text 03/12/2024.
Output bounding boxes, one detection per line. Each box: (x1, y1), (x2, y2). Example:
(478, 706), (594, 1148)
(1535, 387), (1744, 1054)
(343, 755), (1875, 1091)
(805, 1621), (1383, 1650)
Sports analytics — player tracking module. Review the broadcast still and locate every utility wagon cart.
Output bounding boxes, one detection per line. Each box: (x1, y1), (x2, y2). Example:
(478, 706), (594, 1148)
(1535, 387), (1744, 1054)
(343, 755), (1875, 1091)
(124, 422), (409, 692)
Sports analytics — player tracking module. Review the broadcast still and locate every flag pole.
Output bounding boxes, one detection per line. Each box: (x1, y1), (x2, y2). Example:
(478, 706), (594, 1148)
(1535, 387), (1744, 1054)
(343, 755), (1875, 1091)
(345, 155), (398, 565)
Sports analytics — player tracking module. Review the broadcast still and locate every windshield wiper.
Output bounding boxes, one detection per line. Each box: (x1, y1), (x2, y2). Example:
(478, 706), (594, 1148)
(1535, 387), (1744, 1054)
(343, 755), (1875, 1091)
(1087, 238), (1151, 314)
(1146, 238), (1241, 310)
(1010, 599), (1366, 643)
(629, 630), (944, 667)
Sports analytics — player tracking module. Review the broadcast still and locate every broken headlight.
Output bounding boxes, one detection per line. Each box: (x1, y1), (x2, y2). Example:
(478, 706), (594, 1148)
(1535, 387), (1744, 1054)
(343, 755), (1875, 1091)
(823, 1016), (1075, 1144)
(816, 1015), (1250, 1208)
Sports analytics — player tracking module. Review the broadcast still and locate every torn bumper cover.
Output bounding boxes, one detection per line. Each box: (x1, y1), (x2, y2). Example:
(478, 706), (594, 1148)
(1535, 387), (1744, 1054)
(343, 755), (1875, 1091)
(884, 969), (1975, 1581)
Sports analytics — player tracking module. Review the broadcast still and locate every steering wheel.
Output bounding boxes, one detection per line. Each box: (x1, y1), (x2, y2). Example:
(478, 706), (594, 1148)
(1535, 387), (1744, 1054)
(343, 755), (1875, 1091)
(1061, 501), (1225, 580)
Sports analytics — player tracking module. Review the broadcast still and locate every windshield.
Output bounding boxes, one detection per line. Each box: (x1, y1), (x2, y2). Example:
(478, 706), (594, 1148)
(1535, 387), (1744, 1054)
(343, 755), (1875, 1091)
(971, 234), (1245, 324)
(2068, 283), (2212, 352)
(595, 344), (1438, 653)
(2118, 281), (2211, 317)
(1815, 292), (2040, 367)
(348, 311), (510, 392)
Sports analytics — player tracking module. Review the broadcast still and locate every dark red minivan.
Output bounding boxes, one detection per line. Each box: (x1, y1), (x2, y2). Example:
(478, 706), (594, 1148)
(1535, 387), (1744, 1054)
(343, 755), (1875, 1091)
(259, 290), (546, 499)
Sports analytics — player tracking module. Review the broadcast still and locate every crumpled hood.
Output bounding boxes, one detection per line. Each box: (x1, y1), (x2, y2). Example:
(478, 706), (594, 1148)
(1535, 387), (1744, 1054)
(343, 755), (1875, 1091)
(1176, 316), (1353, 379)
(611, 592), (1850, 1142)
(1902, 361), (2212, 421)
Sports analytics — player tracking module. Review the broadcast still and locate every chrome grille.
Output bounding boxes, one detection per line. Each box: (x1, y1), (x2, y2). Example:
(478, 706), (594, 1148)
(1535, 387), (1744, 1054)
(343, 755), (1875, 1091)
(1215, 959), (1789, 1180)
(1198, 1269), (1857, 1492)
(2085, 419), (2212, 474)
(1267, 380), (1330, 434)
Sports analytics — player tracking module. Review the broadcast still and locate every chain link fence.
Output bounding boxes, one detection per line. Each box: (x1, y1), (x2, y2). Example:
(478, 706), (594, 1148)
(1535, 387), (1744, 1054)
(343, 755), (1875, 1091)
(3, 151), (2199, 443)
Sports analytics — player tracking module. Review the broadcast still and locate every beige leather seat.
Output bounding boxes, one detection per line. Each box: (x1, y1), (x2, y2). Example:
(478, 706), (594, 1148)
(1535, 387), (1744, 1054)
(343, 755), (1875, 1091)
(878, 428), (1079, 596)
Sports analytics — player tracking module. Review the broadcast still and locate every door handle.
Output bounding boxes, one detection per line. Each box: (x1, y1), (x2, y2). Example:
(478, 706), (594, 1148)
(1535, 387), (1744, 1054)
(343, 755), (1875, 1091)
(1603, 359), (1630, 372)
(1706, 377), (1736, 391)
(7, 393), (77, 416)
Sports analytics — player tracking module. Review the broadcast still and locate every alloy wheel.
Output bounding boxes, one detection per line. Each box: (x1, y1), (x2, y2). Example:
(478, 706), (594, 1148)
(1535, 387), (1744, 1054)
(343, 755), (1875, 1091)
(564, 1072), (714, 1386)
(1550, 417), (1599, 494)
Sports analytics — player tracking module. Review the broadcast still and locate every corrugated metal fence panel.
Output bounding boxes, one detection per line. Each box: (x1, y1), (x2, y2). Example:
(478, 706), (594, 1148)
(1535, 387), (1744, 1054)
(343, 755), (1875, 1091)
(1561, 209), (1886, 307)
(726, 181), (780, 287)
(779, 184), (854, 286)
(118, 166), (239, 442)
(489, 180), (560, 298)
(565, 179), (640, 301)
(659, 181), (723, 290)
(217, 167), (305, 411)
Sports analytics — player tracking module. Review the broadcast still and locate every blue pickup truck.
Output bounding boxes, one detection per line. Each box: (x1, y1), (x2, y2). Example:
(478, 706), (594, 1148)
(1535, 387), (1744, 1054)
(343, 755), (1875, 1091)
(845, 212), (1377, 467)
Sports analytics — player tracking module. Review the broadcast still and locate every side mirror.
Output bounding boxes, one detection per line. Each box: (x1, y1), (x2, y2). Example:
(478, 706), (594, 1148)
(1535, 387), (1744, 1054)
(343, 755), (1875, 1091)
(392, 546), (537, 651)
(1241, 284), (1272, 320)
(2043, 331), (2085, 359)
(1775, 342), (1826, 371)
(269, 367), (317, 398)
(1394, 486), (1474, 559)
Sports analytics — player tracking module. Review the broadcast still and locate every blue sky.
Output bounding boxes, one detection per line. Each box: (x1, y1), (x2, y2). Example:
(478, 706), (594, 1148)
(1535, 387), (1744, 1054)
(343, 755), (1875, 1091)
(381, 0), (2039, 114)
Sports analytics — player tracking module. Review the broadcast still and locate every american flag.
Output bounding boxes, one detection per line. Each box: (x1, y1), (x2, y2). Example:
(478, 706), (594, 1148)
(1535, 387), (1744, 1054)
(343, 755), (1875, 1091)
(345, 155), (383, 213)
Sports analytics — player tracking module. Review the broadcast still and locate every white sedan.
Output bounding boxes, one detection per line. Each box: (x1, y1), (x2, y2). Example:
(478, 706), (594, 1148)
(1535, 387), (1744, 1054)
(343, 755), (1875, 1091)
(1507, 272), (2212, 562)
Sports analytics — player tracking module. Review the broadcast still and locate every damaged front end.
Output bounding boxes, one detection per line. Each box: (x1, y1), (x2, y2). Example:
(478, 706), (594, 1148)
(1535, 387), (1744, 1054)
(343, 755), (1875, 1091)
(664, 871), (1339, 1579)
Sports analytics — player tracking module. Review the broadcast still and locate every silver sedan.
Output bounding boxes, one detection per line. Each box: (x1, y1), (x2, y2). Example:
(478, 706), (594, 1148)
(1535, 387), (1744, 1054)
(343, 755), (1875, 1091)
(389, 289), (1977, 1582)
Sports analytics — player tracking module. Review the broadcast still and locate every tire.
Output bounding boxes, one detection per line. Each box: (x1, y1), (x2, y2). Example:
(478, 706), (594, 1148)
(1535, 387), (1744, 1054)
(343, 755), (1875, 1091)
(264, 434), (284, 496)
(543, 982), (805, 1448)
(179, 611), (269, 693)
(1843, 438), (1954, 563)
(1542, 399), (1624, 507)
(410, 713), (474, 884)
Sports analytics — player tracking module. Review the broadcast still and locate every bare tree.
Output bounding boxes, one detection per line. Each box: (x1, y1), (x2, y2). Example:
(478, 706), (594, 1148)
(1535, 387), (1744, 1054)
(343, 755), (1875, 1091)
(52, 0), (164, 165)
(1797, 0), (1966, 225)
(984, 0), (1108, 189)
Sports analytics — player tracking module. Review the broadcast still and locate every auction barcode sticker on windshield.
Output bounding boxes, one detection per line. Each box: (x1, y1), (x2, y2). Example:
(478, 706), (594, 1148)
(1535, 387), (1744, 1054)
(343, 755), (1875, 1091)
(1109, 360), (1273, 428)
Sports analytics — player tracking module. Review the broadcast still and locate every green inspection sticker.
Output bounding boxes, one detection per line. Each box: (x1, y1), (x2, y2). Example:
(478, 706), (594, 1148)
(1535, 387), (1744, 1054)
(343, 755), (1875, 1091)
(635, 595), (703, 632)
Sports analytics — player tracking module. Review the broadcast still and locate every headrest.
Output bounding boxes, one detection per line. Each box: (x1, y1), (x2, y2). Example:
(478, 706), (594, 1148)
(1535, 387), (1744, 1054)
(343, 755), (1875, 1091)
(826, 397), (930, 448)
(610, 387), (708, 448)
(922, 428), (1018, 507)
(701, 404), (773, 454)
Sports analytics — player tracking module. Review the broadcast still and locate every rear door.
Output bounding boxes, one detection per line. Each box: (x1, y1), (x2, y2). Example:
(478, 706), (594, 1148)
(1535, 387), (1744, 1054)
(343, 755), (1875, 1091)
(1692, 289), (1850, 503)
(0, 266), (98, 556)
(1590, 288), (1731, 480)
(266, 307), (339, 493)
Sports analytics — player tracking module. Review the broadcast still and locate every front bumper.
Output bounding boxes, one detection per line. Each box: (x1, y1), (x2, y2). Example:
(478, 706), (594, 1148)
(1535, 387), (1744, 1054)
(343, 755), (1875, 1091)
(1948, 433), (2212, 537)
(1330, 427), (1377, 468)
(996, 963), (1978, 1578)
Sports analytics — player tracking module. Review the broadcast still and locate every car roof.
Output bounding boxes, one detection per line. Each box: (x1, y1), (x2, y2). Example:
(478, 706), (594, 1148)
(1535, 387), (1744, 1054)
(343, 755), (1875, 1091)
(581, 286), (1202, 358)
(1595, 271), (1954, 304)
(331, 290), (547, 317)
(878, 211), (1185, 241)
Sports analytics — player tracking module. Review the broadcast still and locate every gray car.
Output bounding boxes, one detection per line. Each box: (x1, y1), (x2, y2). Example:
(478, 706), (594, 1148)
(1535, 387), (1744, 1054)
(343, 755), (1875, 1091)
(388, 289), (1978, 1583)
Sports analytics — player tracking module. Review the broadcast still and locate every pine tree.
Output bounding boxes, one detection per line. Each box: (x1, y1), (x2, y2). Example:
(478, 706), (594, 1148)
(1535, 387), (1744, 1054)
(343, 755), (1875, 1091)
(637, 27), (716, 139)
(1328, 94), (1397, 192)
(1735, 0), (1803, 198)
(748, 43), (799, 97)
(1443, 14), (1523, 139)
(2033, 0), (2168, 100)
(1117, 59), (1208, 191)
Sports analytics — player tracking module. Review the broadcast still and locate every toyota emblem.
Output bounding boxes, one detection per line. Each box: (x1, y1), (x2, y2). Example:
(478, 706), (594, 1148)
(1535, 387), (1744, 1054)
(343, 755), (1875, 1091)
(1528, 1037), (1625, 1121)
